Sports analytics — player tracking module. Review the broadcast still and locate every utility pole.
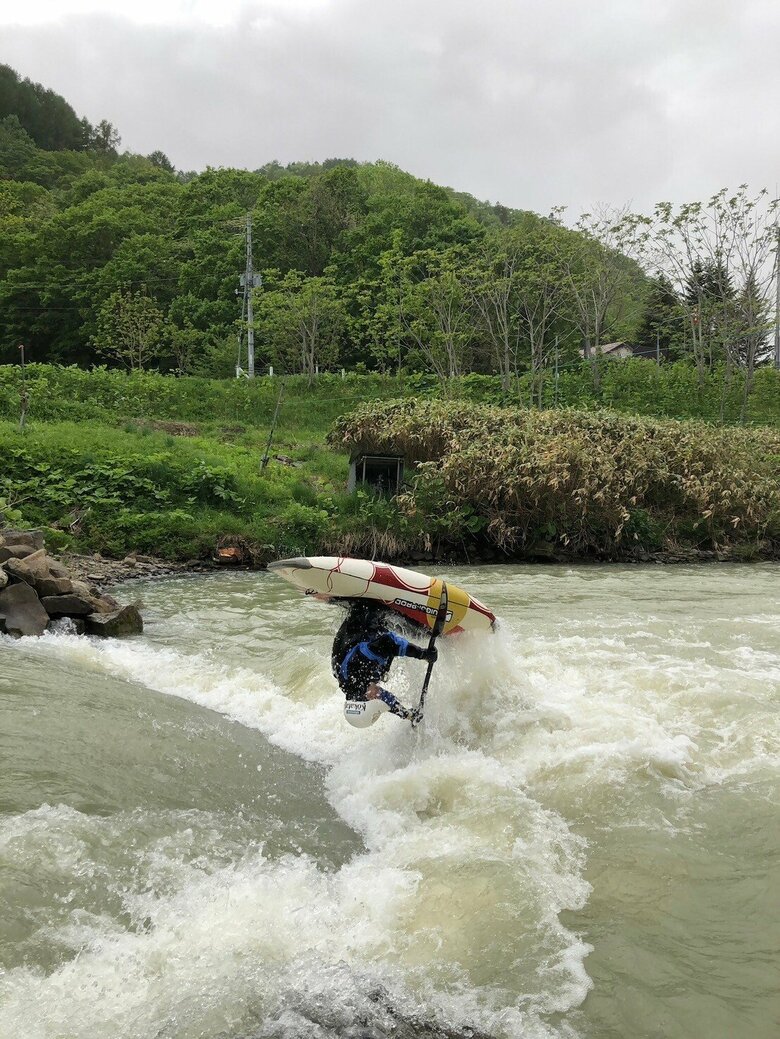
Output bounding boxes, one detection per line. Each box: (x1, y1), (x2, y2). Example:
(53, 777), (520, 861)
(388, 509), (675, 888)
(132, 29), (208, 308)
(245, 214), (255, 378)
(239, 213), (262, 378)
(774, 223), (780, 370)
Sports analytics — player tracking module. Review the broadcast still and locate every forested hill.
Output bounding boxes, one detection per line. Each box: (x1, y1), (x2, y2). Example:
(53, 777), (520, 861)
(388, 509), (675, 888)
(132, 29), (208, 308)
(2, 63), (775, 404)
(0, 63), (122, 154)
(0, 63), (654, 378)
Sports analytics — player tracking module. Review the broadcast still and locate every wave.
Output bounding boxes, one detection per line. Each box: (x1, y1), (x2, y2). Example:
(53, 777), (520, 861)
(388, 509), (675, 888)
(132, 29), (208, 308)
(2, 566), (779, 1039)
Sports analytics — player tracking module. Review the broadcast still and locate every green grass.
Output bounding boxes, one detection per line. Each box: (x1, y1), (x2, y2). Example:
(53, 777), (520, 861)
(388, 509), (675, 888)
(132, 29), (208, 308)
(0, 418), (352, 559)
(1, 362), (778, 562)
(1, 361), (779, 431)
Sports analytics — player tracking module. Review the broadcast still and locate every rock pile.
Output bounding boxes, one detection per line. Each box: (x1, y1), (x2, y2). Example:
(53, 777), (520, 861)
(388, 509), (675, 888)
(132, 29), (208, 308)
(0, 530), (143, 638)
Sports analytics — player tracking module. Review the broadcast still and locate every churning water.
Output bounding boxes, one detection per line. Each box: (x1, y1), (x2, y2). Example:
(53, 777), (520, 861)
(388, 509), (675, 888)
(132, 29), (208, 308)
(1, 565), (778, 1039)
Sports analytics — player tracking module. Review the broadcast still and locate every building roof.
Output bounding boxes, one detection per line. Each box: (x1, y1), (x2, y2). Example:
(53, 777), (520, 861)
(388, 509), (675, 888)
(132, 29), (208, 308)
(578, 341), (670, 359)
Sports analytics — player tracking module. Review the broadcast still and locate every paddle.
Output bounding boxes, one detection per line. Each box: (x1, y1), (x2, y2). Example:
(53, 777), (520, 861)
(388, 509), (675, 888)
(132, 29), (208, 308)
(410, 582), (448, 728)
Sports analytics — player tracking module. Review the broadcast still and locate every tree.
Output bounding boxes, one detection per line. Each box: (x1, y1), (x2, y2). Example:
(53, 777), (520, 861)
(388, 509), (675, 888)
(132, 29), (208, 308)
(623, 187), (780, 403)
(634, 275), (686, 359)
(468, 221), (571, 395)
(91, 287), (167, 369)
(0, 115), (37, 178)
(553, 208), (640, 390)
(397, 248), (475, 380)
(733, 271), (773, 417)
(0, 63), (93, 151)
(147, 150), (175, 173)
(253, 271), (345, 381)
(255, 166), (367, 277)
(90, 120), (121, 154)
(167, 320), (211, 373)
(469, 231), (525, 389)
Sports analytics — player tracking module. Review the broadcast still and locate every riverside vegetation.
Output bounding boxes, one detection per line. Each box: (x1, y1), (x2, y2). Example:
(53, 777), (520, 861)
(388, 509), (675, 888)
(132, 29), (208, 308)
(2, 65), (779, 566)
(0, 364), (778, 565)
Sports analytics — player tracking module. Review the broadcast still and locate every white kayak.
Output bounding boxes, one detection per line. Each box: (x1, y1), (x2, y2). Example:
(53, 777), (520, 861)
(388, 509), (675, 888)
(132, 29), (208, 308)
(267, 556), (496, 636)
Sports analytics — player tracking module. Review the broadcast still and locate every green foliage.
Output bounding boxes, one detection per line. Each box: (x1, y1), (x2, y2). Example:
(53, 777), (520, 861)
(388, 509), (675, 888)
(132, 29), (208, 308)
(0, 412), (352, 560)
(91, 287), (169, 370)
(634, 275), (686, 358)
(0, 495), (23, 526)
(0, 362), (778, 433)
(331, 399), (780, 557)
(254, 270), (346, 378)
(0, 64), (91, 151)
(0, 364), (777, 562)
(623, 509), (666, 550)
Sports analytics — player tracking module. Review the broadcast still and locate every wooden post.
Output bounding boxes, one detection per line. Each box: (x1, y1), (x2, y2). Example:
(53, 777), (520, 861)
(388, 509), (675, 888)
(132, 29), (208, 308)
(18, 344), (28, 431)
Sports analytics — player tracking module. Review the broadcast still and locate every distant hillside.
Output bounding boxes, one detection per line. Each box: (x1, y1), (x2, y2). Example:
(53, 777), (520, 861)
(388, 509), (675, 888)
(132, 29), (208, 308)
(0, 63), (651, 387)
(0, 63), (93, 151)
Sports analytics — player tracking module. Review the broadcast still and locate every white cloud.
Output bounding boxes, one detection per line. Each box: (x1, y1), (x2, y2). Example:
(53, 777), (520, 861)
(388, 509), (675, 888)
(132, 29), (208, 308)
(0, 0), (329, 29)
(1, 0), (778, 214)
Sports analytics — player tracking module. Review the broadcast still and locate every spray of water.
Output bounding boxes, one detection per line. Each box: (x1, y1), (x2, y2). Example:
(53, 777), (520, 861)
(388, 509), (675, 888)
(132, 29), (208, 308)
(1, 566), (778, 1039)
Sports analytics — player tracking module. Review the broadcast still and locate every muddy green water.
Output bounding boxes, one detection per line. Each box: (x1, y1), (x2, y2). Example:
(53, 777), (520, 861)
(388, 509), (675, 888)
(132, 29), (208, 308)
(0, 565), (778, 1039)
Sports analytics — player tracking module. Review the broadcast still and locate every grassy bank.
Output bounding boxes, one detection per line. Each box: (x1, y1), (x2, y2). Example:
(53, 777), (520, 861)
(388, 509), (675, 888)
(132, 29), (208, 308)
(331, 401), (780, 561)
(1, 361), (779, 429)
(0, 419), (350, 560)
(1, 364), (778, 563)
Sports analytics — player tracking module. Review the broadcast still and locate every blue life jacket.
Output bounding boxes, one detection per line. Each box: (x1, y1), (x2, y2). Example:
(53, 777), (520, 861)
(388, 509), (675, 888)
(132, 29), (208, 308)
(339, 632), (411, 681)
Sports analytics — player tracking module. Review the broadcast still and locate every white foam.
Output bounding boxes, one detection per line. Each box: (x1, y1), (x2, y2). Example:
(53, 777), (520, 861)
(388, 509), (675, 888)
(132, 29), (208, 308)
(4, 566), (779, 1039)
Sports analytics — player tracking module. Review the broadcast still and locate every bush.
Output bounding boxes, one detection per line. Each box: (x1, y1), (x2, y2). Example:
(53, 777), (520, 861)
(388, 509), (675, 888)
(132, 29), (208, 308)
(330, 400), (780, 556)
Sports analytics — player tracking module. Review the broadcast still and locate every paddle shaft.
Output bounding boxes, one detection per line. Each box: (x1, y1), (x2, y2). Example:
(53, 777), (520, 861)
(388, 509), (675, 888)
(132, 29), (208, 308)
(412, 582), (448, 727)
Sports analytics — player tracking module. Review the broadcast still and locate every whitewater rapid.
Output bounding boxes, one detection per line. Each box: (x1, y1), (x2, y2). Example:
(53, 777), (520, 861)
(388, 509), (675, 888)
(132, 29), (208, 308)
(1, 565), (778, 1039)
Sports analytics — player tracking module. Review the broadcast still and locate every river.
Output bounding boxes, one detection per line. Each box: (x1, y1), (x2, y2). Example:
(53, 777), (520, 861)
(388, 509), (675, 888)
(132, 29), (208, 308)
(1, 565), (778, 1039)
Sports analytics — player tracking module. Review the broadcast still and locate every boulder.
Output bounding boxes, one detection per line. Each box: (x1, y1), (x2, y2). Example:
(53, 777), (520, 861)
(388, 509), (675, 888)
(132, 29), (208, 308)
(40, 593), (96, 617)
(85, 604), (143, 637)
(0, 583), (49, 637)
(4, 552), (73, 597)
(36, 575), (74, 597)
(46, 558), (71, 579)
(3, 556), (35, 583)
(2, 529), (45, 551)
(3, 548), (46, 581)
(0, 544), (36, 563)
(70, 580), (118, 613)
(0, 530), (144, 638)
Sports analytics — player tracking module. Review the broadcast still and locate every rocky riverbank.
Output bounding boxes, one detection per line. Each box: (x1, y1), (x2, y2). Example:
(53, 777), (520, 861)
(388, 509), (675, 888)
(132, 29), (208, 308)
(60, 551), (217, 590)
(0, 529), (144, 637)
(57, 544), (777, 593)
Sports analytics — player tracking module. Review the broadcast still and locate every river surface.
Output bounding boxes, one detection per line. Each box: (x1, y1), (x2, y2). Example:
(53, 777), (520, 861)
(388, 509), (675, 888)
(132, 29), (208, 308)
(1, 565), (778, 1039)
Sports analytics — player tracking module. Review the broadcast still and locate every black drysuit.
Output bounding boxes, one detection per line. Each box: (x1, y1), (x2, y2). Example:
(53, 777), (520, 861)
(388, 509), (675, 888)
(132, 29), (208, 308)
(331, 601), (429, 702)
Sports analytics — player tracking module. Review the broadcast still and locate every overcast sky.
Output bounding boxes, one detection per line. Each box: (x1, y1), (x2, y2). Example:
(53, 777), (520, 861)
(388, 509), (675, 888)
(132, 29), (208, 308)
(1, 0), (778, 215)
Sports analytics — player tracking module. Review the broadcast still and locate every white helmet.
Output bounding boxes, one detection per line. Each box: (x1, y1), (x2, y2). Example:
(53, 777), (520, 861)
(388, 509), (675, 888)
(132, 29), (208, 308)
(344, 698), (389, 728)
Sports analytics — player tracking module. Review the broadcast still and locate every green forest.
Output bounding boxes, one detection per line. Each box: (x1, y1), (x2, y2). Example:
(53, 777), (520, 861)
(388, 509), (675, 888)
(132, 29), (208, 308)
(3, 62), (778, 403)
(1, 64), (779, 564)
